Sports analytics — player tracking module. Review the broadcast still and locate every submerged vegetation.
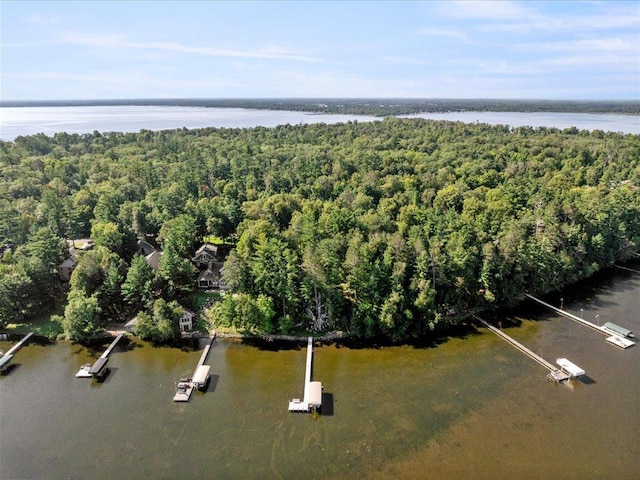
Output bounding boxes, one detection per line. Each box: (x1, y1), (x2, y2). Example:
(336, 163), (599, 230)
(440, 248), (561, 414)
(1, 118), (639, 340)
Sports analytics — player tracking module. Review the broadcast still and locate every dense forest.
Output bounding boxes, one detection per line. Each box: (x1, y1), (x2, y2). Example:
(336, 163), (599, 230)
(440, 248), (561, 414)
(1, 118), (639, 341)
(3, 98), (640, 115)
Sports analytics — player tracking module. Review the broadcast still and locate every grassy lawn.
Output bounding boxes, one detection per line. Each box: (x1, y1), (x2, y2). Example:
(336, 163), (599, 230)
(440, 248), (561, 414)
(4, 305), (64, 338)
(188, 291), (221, 310)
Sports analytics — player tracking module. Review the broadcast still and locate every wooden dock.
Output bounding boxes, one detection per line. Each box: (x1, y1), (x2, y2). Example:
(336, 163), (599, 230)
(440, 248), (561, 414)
(76, 333), (124, 379)
(173, 335), (215, 402)
(289, 337), (323, 412)
(473, 316), (570, 382)
(0, 332), (34, 373)
(100, 333), (124, 359)
(525, 294), (635, 348)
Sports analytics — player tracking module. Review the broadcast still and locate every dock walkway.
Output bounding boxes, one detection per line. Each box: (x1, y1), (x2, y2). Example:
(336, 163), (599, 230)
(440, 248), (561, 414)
(4, 332), (34, 357)
(473, 316), (569, 382)
(525, 294), (635, 348)
(100, 333), (124, 359)
(289, 337), (323, 412)
(0, 332), (34, 373)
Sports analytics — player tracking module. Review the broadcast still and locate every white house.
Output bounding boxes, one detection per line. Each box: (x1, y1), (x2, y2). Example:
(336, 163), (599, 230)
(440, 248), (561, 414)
(180, 309), (195, 332)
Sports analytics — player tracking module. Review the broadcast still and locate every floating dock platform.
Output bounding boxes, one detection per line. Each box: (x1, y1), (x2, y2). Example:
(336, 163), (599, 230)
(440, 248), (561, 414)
(289, 337), (323, 412)
(525, 294), (635, 349)
(0, 332), (34, 373)
(173, 377), (195, 402)
(473, 316), (573, 382)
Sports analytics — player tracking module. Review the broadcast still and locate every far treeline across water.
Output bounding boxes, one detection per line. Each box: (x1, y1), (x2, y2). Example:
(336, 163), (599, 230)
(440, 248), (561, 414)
(1, 118), (639, 341)
(3, 98), (640, 116)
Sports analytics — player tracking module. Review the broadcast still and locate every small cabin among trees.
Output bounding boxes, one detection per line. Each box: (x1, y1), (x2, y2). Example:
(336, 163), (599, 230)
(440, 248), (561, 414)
(179, 308), (195, 331)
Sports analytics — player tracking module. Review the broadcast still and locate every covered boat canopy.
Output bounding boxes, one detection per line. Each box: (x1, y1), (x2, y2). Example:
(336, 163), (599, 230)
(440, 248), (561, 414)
(192, 365), (210, 388)
(556, 358), (585, 378)
(307, 381), (323, 408)
(602, 322), (633, 338)
(89, 357), (109, 375)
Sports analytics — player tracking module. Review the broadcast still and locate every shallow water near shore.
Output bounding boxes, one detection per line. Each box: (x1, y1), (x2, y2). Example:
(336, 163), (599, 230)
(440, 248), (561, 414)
(1, 268), (639, 479)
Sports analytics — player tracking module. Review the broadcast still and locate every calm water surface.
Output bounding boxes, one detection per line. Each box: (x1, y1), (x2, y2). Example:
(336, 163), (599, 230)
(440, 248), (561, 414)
(403, 111), (640, 134)
(1, 106), (638, 141)
(1, 269), (638, 479)
(0, 106), (376, 141)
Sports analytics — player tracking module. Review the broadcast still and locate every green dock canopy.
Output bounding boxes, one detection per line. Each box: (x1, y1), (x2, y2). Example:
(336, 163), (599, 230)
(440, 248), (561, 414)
(603, 322), (633, 338)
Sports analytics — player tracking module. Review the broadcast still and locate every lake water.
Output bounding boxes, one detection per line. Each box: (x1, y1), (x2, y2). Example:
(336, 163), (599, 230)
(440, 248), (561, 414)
(403, 111), (640, 134)
(0, 106), (377, 141)
(0, 105), (638, 141)
(1, 266), (639, 479)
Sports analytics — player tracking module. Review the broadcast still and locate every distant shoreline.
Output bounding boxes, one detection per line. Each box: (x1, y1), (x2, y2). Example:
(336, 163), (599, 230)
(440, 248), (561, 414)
(2, 98), (639, 115)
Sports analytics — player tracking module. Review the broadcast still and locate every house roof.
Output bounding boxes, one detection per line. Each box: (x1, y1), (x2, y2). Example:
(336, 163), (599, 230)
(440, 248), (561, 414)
(195, 243), (218, 255)
(124, 317), (138, 328)
(145, 251), (163, 270)
(59, 257), (77, 269)
(197, 269), (219, 281)
(137, 239), (157, 256)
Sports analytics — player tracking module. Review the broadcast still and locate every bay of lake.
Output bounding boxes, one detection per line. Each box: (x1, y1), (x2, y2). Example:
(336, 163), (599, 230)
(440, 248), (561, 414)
(1, 267), (639, 479)
(0, 105), (638, 141)
(0, 106), (377, 141)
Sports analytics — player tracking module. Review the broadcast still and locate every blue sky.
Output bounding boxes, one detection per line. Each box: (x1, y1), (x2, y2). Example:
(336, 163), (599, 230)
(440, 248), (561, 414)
(1, 0), (639, 100)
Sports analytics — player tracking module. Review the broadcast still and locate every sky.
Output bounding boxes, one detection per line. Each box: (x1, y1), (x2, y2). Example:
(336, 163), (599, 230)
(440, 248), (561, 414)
(1, 0), (639, 100)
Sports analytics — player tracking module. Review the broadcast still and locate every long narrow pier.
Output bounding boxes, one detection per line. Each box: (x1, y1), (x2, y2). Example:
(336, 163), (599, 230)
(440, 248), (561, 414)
(303, 336), (313, 404)
(3, 332), (34, 356)
(100, 333), (124, 359)
(525, 294), (602, 333)
(473, 316), (568, 382)
(0, 332), (34, 373)
(196, 335), (215, 369)
(525, 293), (635, 348)
(289, 337), (323, 412)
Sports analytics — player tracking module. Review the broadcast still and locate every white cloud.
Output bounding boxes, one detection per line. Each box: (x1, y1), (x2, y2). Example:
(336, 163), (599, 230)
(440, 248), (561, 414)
(60, 32), (321, 63)
(418, 27), (467, 40)
(7, 70), (236, 93)
(438, 1), (534, 21)
(27, 13), (62, 24)
(383, 56), (431, 66)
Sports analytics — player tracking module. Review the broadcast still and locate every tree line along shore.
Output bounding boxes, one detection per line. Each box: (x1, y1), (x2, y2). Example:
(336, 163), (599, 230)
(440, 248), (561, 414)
(2, 98), (639, 115)
(1, 118), (638, 342)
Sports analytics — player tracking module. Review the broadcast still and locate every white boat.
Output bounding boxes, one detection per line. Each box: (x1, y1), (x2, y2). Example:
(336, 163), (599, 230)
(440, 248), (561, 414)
(173, 377), (194, 402)
(556, 358), (585, 378)
(288, 399), (310, 412)
(75, 363), (93, 378)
